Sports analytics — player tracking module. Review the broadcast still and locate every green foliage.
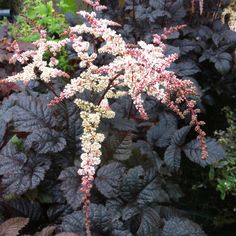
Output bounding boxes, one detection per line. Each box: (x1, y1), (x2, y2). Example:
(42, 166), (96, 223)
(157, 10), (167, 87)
(43, 46), (75, 72)
(212, 107), (236, 199)
(0, 0), (75, 72)
(59, 0), (88, 13)
(10, 135), (24, 151)
(1, 0), (68, 42)
(56, 47), (75, 72)
(118, 0), (126, 8)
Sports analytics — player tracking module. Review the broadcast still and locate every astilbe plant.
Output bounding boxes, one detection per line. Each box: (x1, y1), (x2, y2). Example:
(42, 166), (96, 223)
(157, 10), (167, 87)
(1, 0), (208, 235)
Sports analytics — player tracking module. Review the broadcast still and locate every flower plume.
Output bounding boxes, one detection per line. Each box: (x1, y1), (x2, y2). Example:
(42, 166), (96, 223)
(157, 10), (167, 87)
(2, 8), (208, 236)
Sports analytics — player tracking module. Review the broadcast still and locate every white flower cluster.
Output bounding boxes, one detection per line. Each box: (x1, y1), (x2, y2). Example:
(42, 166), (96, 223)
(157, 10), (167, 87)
(6, 39), (69, 83)
(74, 98), (115, 119)
(78, 111), (105, 195)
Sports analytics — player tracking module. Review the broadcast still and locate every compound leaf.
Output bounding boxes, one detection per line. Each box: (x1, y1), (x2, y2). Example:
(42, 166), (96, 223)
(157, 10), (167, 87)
(112, 117), (137, 132)
(61, 204), (109, 235)
(165, 183), (184, 202)
(0, 120), (7, 146)
(122, 204), (140, 221)
(171, 60), (200, 77)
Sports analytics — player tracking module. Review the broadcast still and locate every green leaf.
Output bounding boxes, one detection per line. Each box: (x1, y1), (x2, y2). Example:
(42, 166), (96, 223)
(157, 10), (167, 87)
(10, 135), (24, 151)
(119, 0), (126, 8)
(59, 0), (80, 13)
(35, 3), (52, 17)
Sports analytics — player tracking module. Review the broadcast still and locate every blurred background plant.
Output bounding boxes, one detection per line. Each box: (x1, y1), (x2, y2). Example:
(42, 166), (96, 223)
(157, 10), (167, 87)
(222, 0), (236, 31)
(0, 0), (77, 72)
(0, 0), (68, 42)
(211, 107), (236, 200)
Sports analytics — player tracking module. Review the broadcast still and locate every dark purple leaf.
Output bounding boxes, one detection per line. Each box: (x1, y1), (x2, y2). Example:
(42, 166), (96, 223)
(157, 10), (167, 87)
(147, 112), (177, 148)
(163, 217), (207, 236)
(95, 162), (125, 198)
(164, 144), (181, 172)
(58, 167), (83, 210)
(0, 143), (51, 195)
(183, 138), (226, 167)
(25, 128), (66, 154)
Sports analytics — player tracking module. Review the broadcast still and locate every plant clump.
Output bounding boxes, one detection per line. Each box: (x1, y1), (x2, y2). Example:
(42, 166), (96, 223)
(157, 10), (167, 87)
(1, 0), (233, 235)
(0, 1), (210, 234)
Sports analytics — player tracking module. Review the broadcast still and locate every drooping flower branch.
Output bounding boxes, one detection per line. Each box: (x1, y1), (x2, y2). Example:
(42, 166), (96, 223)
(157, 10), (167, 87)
(1, 3), (208, 235)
